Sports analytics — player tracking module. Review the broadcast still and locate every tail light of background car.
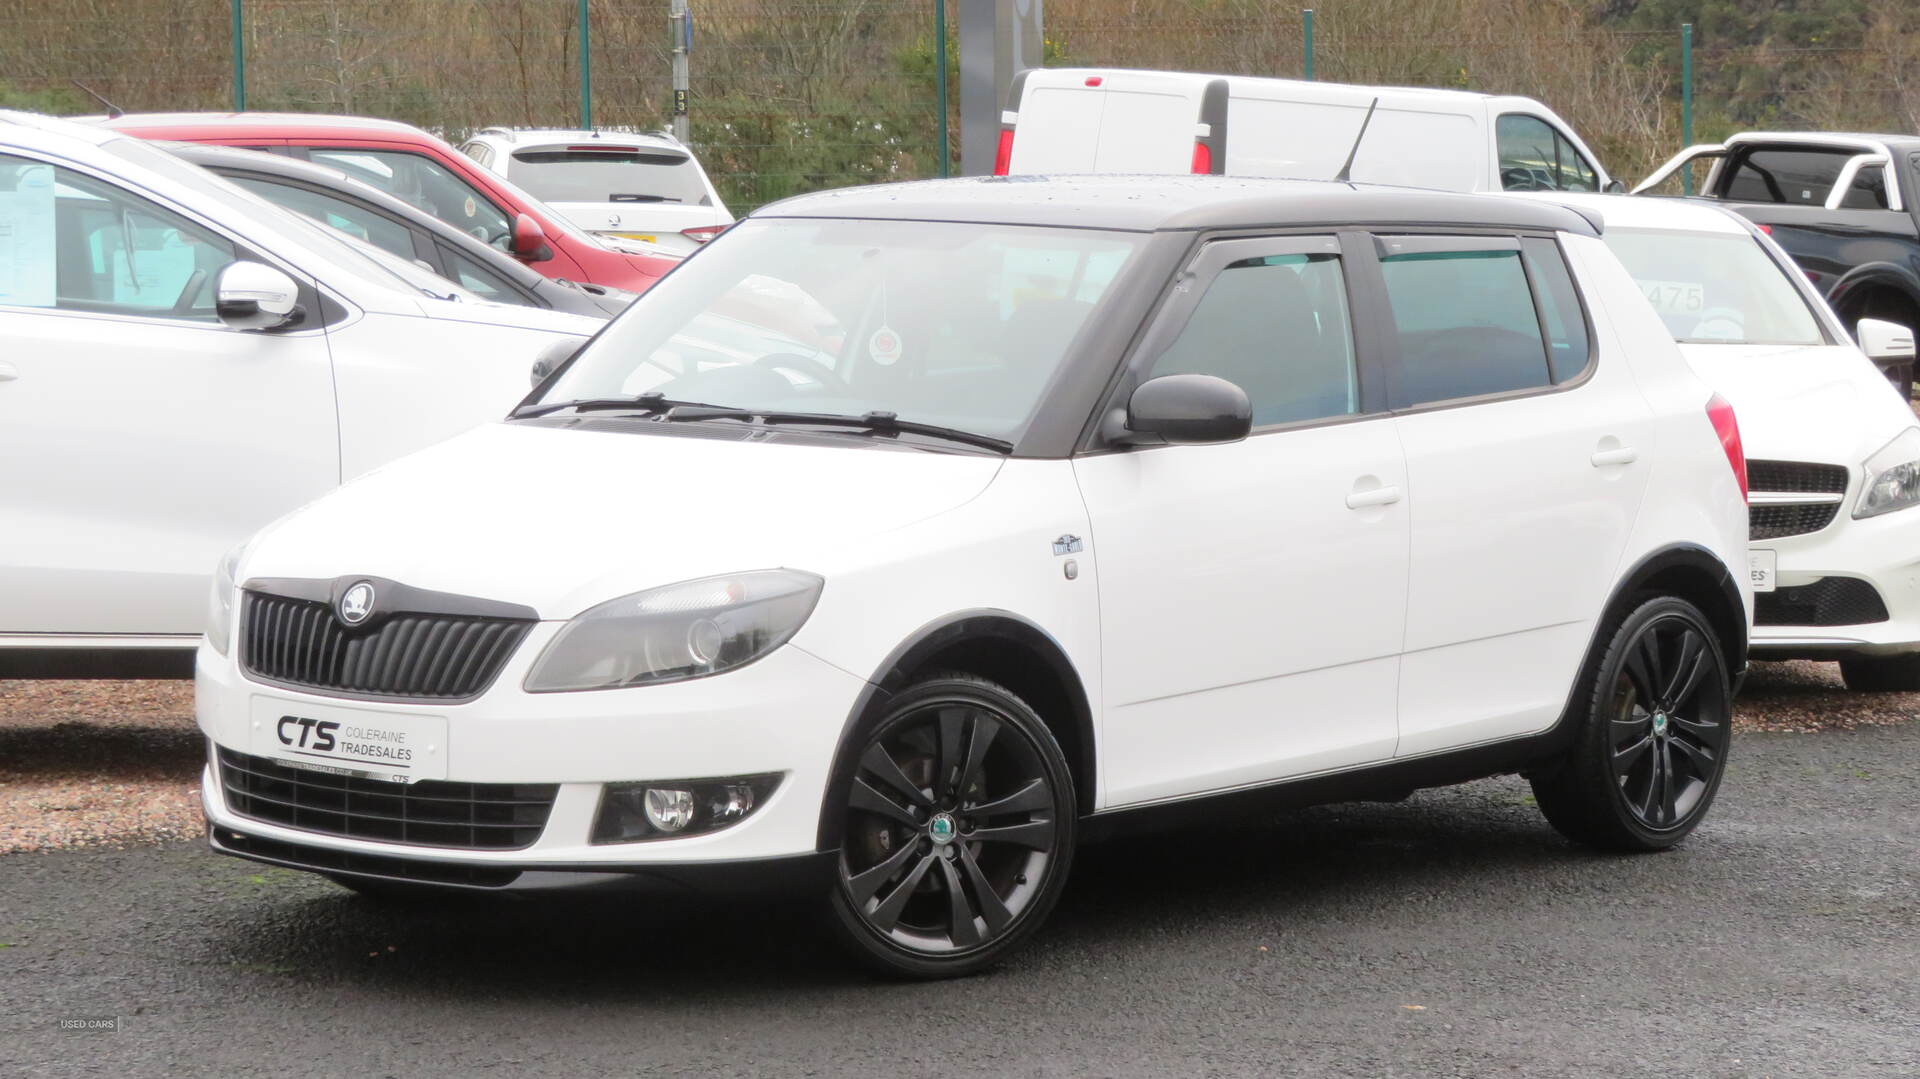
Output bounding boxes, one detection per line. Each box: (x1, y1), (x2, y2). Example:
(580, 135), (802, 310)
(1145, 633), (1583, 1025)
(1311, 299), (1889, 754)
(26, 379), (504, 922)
(1191, 141), (1213, 174)
(992, 127), (1016, 176)
(1707, 392), (1748, 499)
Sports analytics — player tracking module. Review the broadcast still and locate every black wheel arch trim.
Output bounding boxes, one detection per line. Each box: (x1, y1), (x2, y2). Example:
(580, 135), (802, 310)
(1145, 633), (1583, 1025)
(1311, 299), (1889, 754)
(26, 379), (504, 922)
(815, 609), (1098, 851)
(1826, 262), (1920, 316)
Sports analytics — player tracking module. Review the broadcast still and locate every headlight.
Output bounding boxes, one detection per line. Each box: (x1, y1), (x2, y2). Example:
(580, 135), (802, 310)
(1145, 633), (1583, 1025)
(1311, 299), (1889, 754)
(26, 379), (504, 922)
(205, 540), (249, 657)
(524, 570), (823, 692)
(1855, 427), (1920, 520)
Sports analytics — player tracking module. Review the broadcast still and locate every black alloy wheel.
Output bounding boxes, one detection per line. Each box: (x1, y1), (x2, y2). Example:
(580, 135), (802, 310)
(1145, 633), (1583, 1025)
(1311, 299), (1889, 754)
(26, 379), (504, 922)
(1533, 596), (1732, 851)
(828, 672), (1075, 978)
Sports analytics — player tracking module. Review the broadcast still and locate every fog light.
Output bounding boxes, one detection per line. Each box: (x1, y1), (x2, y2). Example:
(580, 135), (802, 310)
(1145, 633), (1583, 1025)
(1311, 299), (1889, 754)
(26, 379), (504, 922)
(644, 788), (695, 832)
(591, 773), (783, 844)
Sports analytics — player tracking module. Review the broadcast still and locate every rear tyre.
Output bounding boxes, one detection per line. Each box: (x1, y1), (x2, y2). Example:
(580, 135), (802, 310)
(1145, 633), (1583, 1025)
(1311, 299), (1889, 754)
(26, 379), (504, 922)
(1531, 596), (1732, 852)
(1838, 653), (1920, 692)
(826, 671), (1076, 979)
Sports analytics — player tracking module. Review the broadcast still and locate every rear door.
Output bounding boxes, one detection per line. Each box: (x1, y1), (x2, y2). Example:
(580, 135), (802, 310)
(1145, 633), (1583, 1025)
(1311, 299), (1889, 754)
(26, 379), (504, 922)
(0, 151), (337, 637)
(1008, 72), (1207, 175)
(1370, 233), (1655, 756)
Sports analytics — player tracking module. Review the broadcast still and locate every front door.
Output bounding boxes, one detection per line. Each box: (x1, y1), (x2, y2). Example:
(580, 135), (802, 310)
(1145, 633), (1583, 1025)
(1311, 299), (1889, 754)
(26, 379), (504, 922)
(1074, 234), (1410, 807)
(0, 152), (337, 637)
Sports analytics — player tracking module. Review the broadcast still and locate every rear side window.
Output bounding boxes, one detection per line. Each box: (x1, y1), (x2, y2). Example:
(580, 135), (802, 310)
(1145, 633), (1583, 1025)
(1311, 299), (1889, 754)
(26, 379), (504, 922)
(1377, 238), (1557, 407)
(1520, 237), (1591, 382)
(1723, 148), (1854, 204)
(1145, 248), (1359, 427)
(1838, 164), (1890, 210)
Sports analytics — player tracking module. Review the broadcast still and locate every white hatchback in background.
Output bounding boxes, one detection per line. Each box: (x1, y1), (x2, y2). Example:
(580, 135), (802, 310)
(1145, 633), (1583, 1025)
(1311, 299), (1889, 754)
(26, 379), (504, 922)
(1541, 193), (1920, 690)
(996, 67), (1618, 194)
(458, 128), (731, 254)
(0, 111), (601, 677)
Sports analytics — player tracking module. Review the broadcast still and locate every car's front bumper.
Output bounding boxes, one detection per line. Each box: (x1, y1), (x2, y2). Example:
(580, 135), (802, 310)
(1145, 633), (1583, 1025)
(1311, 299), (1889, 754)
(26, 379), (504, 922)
(195, 631), (869, 884)
(1748, 505), (1920, 659)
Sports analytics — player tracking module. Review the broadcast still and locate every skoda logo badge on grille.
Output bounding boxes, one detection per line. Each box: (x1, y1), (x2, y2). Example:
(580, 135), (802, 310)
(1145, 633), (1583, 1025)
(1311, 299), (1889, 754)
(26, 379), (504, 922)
(337, 581), (376, 626)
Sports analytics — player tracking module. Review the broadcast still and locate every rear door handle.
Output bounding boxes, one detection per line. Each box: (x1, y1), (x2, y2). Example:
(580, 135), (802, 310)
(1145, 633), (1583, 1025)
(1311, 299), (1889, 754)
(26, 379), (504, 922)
(1345, 485), (1402, 509)
(0, 362), (16, 382)
(1591, 447), (1638, 467)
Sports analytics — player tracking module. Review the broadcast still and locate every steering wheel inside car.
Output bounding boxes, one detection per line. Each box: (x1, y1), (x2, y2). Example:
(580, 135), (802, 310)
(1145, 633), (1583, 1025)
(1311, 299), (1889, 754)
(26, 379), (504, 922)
(753, 352), (851, 393)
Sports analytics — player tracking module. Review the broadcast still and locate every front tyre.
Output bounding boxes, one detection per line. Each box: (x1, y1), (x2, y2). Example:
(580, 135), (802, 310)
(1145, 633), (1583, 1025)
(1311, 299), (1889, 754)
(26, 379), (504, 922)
(1531, 596), (1732, 851)
(827, 672), (1076, 979)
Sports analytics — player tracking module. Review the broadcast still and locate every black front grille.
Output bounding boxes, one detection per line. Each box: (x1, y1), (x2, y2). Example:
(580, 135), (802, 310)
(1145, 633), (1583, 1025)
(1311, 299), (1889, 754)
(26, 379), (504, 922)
(217, 746), (557, 850)
(242, 592), (532, 700)
(1748, 460), (1850, 495)
(1755, 577), (1890, 627)
(1750, 502), (1840, 541)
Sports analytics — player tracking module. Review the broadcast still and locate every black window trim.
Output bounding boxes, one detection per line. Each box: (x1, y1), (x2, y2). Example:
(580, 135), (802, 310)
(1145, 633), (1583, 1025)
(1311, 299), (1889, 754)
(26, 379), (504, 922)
(1359, 228), (1601, 417)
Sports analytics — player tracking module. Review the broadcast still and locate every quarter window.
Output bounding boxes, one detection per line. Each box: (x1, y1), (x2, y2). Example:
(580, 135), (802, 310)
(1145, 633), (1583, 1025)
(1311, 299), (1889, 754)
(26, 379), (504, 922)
(1144, 249), (1359, 427)
(1520, 237), (1592, 382)
(0, 153), (237, 321)
(1377, 239), (1552, 407)
(442, 246), (533, 307)
(1497, 115), (1600, 192)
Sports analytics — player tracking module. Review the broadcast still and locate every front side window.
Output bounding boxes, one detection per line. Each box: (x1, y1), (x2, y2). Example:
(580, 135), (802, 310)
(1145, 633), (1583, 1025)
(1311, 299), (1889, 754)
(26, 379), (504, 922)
(226, 175), (417, 261)
(1497, 115), (1600, 192)
(1723, 147), (1853, 205)
(1378, 239), (1551, 406)
(441, 245), (532, 307)
(306, 148), (512, 246)
(1602, 227), (1824, 347)
(1144, 248), (1358, 427)
(508, 148), (712, 207)
(541, 218), (1143, 443)
(0, 153), (236, 321)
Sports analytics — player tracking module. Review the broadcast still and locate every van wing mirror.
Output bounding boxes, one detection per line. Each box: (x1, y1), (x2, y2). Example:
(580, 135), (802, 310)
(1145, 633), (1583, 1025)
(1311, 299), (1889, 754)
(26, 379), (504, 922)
(1121, 374), (1252, 446)
(214, 260), (302, 331)
(1857, 318), (1917, 362)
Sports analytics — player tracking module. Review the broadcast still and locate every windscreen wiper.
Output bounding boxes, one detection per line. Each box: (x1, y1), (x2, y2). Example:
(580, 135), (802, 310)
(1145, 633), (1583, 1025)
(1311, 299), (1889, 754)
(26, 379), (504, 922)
(509, 391), (727, 420)
(663, 406), (1013, 453)
(609, 193), (681, 203)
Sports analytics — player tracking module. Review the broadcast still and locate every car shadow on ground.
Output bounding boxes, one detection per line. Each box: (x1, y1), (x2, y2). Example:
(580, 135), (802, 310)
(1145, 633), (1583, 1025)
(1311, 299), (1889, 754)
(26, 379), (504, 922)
(192, 782), (1609, 999)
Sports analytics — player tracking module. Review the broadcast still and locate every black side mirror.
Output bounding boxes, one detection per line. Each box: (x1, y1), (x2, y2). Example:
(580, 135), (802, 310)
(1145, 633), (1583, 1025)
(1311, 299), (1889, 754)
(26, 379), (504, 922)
(1604, 178), (1628, 194)
(530, 338), (581, 388)
(1122, 374), (1252, 445)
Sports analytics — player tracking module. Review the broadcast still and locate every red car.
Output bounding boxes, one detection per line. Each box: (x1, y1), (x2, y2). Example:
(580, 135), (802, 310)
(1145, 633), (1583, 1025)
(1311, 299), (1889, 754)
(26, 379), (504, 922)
(99, 112), (678, 294)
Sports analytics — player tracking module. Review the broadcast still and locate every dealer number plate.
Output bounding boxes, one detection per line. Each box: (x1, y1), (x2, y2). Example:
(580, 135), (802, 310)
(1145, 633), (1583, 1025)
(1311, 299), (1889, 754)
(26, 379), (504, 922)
(248, 696), (448, 783)
(1747, 549), (1777, 593)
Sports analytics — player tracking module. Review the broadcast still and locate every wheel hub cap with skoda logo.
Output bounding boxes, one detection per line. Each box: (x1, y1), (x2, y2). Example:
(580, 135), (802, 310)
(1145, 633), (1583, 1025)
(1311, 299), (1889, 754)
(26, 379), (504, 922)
(928, 812), (957, 845)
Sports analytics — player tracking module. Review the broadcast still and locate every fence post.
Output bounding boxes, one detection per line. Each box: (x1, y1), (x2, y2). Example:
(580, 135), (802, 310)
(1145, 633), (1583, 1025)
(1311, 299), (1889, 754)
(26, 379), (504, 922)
(1303, 9), (1315, 81)
(936, 0), (951, 178)
(670, 0), (691, 144)
(578, 0), (592, 128)
(230, 0), (245, 111)
(1681, 22), (1693, 195)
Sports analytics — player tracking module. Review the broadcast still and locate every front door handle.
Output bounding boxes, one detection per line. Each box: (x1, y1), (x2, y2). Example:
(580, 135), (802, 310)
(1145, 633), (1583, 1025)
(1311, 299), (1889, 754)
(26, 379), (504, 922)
(1345, 484), (1403, 509)
(0, 362), (17, 382)
(1591, 446), (1638, 467)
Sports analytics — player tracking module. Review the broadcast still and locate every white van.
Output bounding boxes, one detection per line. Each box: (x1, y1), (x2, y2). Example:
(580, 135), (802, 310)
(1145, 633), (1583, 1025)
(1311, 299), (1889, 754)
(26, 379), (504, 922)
(995, 68), (1618, 194)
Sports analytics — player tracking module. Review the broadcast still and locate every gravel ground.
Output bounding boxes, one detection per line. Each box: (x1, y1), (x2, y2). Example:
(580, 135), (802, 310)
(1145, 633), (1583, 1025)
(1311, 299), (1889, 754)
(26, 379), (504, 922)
(0, 660), (1912, 855)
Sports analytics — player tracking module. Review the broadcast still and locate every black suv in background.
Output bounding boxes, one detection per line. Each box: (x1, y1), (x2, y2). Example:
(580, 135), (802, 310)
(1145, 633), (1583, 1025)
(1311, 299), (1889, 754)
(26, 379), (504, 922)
(1636, 132), (1920, 397)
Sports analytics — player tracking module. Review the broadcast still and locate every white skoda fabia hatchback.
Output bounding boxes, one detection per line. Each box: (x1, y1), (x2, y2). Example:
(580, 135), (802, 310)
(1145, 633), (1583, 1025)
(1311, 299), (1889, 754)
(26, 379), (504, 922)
(197, 176), (1751, 977)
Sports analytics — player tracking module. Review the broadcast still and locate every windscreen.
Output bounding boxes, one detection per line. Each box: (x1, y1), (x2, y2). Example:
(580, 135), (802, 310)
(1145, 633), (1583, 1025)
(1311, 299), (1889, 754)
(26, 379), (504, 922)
(1603, 227), (1824, 346)
(541, 217), (1143, 442)
(509, 148), (711, 206)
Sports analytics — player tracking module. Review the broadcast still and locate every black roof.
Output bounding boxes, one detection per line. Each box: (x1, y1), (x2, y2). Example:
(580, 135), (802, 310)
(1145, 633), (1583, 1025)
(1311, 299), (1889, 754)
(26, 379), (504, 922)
(756, 174), (1601, 236)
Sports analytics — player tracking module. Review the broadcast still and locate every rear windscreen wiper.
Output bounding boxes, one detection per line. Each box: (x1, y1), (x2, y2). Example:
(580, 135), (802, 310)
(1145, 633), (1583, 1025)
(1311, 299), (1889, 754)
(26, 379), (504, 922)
(663, 406), (1013, 454)
(609, 193), (681, 203)
(510, 392), (728, 420)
